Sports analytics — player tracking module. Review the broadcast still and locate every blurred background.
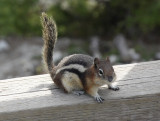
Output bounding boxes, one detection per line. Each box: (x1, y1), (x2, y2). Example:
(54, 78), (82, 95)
(0, 0), (160, 80)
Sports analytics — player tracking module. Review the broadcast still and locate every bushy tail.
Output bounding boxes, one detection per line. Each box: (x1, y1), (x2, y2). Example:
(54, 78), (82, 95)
(41, 12), (57, 73)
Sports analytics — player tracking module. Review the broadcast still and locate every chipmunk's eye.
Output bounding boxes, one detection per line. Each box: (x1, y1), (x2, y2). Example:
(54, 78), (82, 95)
(98, 69), (103, 76)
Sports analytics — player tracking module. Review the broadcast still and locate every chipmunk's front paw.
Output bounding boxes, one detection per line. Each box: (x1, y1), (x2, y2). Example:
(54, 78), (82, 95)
(94, 96), (104, 103)
(108, 86), (120, 91)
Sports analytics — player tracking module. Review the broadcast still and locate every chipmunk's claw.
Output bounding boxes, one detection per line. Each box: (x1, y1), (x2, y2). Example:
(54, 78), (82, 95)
(95, 96), (104, 103)
(108, 86), (120, 91)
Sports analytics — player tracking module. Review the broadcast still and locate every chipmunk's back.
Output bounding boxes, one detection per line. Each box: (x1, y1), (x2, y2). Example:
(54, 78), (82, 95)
(57, 54), (94, 69)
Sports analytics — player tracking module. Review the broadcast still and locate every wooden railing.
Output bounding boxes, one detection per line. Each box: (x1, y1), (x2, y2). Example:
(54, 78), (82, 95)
(0, 60), (160, 121)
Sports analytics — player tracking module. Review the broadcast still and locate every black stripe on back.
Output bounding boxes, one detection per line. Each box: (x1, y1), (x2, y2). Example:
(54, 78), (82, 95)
(62, 68), (86, 87)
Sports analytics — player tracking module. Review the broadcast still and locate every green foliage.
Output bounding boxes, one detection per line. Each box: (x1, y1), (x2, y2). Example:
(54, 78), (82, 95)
(48, 0), (160, 38)
(1, 0), (160, 38)
(0, 0), (41, 36)
(48, 0), (101, 37)
(110, 0), (160, 35)
(134, 44), (157, 61)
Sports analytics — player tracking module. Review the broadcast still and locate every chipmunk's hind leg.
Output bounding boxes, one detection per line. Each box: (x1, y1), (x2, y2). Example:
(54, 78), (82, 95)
(61, 71), (84, 93)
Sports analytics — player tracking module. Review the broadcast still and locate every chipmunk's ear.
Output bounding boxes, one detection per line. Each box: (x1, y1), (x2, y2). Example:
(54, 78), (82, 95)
(106, 56), (110, 62)
(94, 57), (99, 68)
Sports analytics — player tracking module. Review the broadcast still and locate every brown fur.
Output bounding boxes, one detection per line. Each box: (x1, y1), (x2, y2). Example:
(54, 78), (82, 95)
(52, 70), (68, 93)
(41, 13), (118, 103)
(84, 65), (97, 96)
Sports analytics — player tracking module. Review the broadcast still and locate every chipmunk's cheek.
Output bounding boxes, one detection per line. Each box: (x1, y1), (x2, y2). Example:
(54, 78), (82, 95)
(103, 78), (109, 84)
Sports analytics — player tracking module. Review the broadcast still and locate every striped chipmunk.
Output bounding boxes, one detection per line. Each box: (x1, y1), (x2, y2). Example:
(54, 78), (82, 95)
(41, 12), (119, 103)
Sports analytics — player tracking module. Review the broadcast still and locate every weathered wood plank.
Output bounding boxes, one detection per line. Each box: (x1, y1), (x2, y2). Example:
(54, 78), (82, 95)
(0, 60), (160, 121)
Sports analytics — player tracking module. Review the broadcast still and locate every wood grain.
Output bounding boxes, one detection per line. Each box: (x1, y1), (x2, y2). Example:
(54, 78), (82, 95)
(0, 60), (160, 121)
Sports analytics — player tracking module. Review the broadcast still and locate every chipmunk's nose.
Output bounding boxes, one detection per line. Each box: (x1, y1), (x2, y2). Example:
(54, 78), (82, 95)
(108, 76), (113, 82)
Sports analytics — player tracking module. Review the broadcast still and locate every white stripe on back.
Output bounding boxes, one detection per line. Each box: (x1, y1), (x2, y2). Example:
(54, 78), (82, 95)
(56, 64), (87, 74)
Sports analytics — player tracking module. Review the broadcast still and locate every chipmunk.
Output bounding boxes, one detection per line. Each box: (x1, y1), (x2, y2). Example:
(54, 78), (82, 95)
(41, 12), (119, 103)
